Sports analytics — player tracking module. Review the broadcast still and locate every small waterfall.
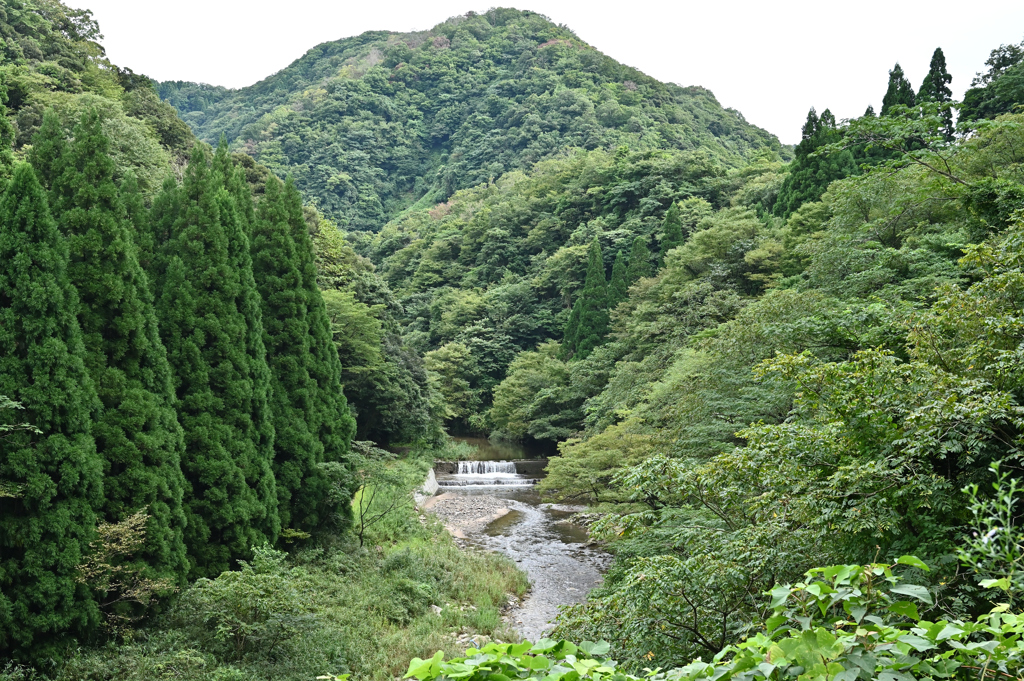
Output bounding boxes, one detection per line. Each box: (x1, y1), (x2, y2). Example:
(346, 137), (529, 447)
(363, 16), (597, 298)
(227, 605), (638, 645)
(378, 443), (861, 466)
(438, 460), (537, 488)
(458, 460), (517, 475)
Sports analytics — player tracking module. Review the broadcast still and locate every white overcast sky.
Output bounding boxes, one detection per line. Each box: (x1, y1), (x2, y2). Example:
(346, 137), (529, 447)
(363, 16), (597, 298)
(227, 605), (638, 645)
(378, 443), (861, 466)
(71, 0), (1024, 144)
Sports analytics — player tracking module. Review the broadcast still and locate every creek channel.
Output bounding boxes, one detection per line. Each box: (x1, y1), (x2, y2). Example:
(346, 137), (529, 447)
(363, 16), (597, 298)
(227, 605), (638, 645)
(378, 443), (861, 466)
(426, 438), (609, 642)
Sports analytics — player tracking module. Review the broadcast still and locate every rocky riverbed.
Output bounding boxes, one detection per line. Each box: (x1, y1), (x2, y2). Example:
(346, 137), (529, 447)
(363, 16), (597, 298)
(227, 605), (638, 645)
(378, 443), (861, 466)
(420, 485), (609, 642)
(419, 492), (511, 538)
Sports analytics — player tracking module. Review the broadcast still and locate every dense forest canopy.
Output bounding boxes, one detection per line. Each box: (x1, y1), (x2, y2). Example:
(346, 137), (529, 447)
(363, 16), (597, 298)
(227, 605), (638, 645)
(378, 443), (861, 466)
(158, 8), (784, 230)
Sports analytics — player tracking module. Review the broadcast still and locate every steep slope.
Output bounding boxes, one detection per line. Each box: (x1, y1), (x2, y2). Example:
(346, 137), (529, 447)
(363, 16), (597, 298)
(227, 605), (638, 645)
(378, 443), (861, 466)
(160, 8), (784, 230)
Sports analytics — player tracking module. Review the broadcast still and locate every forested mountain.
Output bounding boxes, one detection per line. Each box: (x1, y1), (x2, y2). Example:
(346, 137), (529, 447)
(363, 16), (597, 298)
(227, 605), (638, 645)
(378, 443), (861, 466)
(8, 1), (1024, 679)
(159, 8), (784, 230)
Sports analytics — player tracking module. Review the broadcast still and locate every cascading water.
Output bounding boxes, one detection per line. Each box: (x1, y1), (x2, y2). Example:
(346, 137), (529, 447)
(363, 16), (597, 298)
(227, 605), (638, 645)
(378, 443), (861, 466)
(438, 460), (537, 487)
(458, 461), (516, 475)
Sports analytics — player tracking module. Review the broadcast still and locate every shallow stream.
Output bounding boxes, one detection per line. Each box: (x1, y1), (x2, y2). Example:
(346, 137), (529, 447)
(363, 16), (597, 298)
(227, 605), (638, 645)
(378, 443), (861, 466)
(435, 440), (608, 642)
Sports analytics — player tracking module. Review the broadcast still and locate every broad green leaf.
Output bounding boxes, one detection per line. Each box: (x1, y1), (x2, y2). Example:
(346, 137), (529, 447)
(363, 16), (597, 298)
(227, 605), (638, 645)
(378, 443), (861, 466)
(889, 584), (933, 605)
(579, 641), (611, 657)
(935, 623), (965, 640)
(770, 585), (791, 609)
(896, 634), (936, 652)
(404, 657), (426, 680)
(980, 578), (1011, 592)
(887, 600), (920, 620)
(895, 556), (929, 571)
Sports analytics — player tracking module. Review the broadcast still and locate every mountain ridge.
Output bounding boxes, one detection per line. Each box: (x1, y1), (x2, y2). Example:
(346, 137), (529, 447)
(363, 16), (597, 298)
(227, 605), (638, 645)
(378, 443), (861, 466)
(158, 8), (786, 231)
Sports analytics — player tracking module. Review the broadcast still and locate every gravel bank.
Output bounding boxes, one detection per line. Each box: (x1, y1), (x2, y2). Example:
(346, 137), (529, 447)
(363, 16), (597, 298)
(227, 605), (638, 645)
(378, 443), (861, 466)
(419, 492), (510, 538)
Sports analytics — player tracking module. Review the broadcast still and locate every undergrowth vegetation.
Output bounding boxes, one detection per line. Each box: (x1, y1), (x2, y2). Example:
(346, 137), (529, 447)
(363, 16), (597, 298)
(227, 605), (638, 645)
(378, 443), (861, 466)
(3, 455), (528, 681)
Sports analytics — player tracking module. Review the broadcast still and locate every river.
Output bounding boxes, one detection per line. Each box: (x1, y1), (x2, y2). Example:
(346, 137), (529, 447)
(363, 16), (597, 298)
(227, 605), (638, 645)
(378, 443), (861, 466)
(430, 440), (608, 642)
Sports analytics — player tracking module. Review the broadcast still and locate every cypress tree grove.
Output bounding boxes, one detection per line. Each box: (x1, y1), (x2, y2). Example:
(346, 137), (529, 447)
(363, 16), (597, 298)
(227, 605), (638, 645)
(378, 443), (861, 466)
(34, 110), (189, 587)
(608, 247), (629, 309)
(918, 47), (955, 141)
(251, 174), (324, 532)
(154, 146), (278, 576)
(627, 235), (653, 283)
(24, 111), (65, 192)
(660, 202), (684, 259)
(560, 300), (582, 361)
(563, 238), (610, 360)
(0, 163), (103, 659)
(881, 63), (917, 115)
(211, 143), (279, 545)
(284, 178), (357, 530)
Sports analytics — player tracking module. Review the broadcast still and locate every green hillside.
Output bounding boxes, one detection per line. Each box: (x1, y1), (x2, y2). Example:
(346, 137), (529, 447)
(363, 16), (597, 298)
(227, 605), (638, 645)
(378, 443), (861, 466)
(10, 2), (1024, 680)
(159, 8), (785, 230)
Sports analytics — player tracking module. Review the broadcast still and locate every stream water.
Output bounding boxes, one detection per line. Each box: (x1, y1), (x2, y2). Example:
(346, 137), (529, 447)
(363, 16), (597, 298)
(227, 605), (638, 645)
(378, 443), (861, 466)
(435, 440), (608, 642)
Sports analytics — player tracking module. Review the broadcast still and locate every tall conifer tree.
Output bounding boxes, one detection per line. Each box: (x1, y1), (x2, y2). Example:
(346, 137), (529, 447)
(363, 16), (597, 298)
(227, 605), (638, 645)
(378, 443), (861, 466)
(144, 175), (182, 297)
(881, 63), (917, 115)
(120, 172), (153, 274)
(774, 108), (858, 218)
(30, 111), (190, 586)
(210, 143), (278, 539)
(0, 163), (103, 659)
(284, 178), (357, 529)
(626, 235), (653, 283)
(562, 238), (609, 360)
(250, 175), (324, 531)
(918, 47), (955, 140)
(608, 247), (629, 309)
(660, 203), (684, 259)
(561, 301), (582, 361)
(25, 111), (66, 191)
(154, 146), (278, 576)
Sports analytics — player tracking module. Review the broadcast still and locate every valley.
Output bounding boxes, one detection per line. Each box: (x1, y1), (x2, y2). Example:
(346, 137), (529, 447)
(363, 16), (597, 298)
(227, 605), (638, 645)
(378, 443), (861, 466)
(3, 2), (1024, 681)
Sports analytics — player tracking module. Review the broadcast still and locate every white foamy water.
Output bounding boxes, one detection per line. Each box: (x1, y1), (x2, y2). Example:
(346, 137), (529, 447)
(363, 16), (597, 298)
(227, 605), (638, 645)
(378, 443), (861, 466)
(438, 461), (538, 487)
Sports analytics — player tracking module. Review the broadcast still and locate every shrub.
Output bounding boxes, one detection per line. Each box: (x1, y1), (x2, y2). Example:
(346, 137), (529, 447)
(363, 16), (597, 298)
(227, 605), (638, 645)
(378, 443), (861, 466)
(173, 546), (314, 661)
(401, 639), (642, 681)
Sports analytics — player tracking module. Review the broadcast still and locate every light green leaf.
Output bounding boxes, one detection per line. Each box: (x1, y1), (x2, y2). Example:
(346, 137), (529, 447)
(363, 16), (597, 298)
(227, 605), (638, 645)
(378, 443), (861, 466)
(889, 584), (933, 605)
(895, 556), (929, 571)
(980, 578), (1011, 592)
(579, 641), (611, 657)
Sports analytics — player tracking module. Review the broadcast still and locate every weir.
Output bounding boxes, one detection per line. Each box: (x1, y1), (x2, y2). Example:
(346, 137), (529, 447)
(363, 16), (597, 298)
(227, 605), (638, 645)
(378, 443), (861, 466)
(458, 460), (516, 475)
(436, 460), (538, 487)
